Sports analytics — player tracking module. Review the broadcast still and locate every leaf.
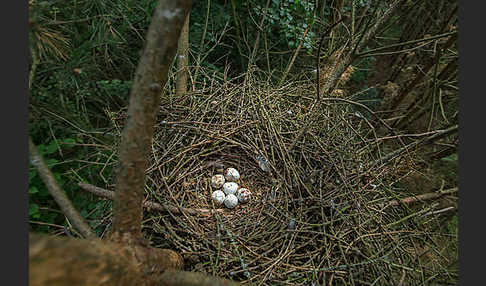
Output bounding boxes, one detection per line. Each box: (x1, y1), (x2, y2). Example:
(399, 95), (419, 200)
(29, 186), (39, 194)
(29, 203), (40, 216)
(441, 154), (458, 162)
(54, 172), (64, 186)
(62, 138), (76, 148)
(45, 158), (59, 167)
(37, 144), (48, 155)
(45, 141), (59, 154)
(29, 170), (37, 182)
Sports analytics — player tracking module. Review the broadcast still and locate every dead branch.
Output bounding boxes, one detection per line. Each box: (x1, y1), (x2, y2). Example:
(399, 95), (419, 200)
(29, 136), (95, 238)
(371, 124), (458, 168)
(78, 183), (223, 216)
(388, 187), (458, 206)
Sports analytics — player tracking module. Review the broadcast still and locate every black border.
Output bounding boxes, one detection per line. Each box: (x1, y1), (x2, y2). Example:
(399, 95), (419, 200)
(4, 0), (29, 285)
(458, 1), (478, 286)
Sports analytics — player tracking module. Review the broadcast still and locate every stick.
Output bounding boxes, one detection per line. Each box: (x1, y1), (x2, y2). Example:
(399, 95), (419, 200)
(387, 187), (458, 206)
(78, 183), (223, 216)
(29, 137), (95, 238)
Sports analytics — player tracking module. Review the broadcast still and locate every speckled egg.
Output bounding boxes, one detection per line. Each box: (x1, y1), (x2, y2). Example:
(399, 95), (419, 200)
(223, 182), (238, 195)
(237, 188), (251, 203)
(225, 168), (240, 182)
(211, 190), (226, 205)
(211, 174), (225, 189)
(224, 194), (238, 209)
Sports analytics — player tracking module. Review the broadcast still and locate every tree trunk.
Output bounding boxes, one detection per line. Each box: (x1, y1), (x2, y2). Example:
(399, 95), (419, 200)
(29, 234), (239, 286)
(29, 233), (183, 286)
(110, 0), (192, 244)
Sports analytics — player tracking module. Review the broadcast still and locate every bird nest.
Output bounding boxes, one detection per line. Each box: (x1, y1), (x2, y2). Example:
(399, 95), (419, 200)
(107, 70), (456, 285)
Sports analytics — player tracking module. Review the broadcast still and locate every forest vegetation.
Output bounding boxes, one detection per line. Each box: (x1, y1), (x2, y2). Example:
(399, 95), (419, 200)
(29, 0), (458, 285)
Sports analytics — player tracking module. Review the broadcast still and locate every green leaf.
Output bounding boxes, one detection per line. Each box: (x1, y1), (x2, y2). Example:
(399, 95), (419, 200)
(29, 170), (37, 182)
(29, 203), (39, 216)
(441, 153), (458, 162)
(63, 138), (76, 146)
(29, 186), (39, 194)
(46, 141), (59, 154)
(45, 158), (59, 167)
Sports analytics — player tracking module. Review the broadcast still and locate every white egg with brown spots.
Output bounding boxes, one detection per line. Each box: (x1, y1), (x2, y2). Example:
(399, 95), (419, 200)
(237, 188), (251, 203)
(225, 168), (240, 182)
(224, 194), (238, 209)
(223, 182), (238, 195)
(211, 190), (226, 205)
(211, 174), (225, 189)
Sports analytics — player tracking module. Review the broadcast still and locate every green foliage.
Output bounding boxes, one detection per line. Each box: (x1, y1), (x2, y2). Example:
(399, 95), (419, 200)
(441, 153), (457, 162)
(257, 0), (316, 53)
(447, 214), (458, 236)
(28, 137), (113, 235)
(189, 1), (233, 62)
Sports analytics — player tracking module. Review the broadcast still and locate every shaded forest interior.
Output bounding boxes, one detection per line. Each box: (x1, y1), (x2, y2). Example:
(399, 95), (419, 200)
(29, 0), (458, 285)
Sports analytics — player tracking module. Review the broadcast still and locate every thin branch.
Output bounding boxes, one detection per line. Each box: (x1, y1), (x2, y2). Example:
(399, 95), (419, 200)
(422, 206), (456, 217)
(78, 183), (223, 216)
(279, 25), (310, 85)
(387, 187), (458, 206)
(371, 124), (458, 168)
(29, 137), (95, 238)
(247, 0), (271, 69)
(355, 30), (457, 58)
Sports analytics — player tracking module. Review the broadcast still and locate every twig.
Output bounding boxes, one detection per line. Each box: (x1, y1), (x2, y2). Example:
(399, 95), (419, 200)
(387, 187), (458, 206)
(29, 137), (95, 238)
(422, 206), (456, 217)
(371, 124), (458, 168)
(78, 183), (223, 216)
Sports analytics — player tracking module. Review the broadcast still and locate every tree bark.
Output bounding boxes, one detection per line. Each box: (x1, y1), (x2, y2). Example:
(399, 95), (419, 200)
(29, 233), (182, 286)
(111, 0), (192, 244)
(30, 234), (240, 286)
